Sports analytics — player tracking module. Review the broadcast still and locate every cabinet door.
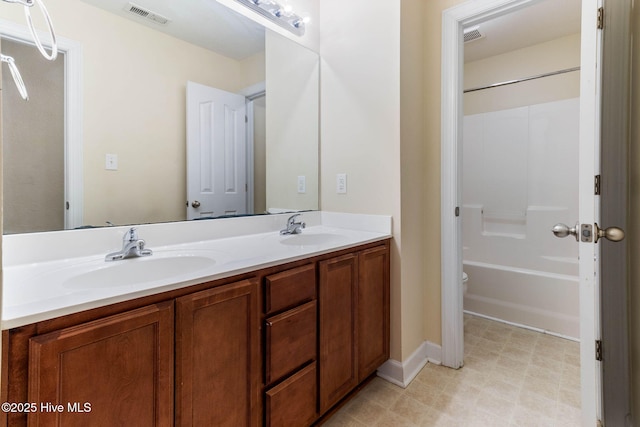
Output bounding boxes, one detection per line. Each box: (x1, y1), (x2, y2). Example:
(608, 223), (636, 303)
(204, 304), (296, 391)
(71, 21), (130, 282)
(318, 253), (358, 413)
(358, 245), (390, 381)
(28, 301), (174, 427)
(175, 279), (260, 427)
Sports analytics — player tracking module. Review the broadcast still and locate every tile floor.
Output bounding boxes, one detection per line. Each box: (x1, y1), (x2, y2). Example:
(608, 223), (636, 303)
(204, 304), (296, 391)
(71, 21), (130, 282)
(323, 314), (581, 427)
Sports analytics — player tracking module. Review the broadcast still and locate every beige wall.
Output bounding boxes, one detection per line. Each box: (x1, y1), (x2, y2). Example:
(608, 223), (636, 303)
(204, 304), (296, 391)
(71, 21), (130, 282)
(630, 1), (640, 419)
(400, 0), (428, 361)
(0, 0), (264, 228)
(464, 33), (581, 115)
(422, 0), (467, 347)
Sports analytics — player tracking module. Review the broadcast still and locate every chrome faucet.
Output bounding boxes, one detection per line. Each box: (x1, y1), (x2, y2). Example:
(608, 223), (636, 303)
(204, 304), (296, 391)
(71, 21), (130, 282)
(280, 214), (306, 235)
(105, 227), (153, 261)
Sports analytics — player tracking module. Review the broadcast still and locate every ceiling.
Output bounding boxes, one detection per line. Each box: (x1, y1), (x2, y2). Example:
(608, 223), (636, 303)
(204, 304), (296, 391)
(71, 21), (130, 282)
(81, 0), (581, 64)
(464, 0), (582, 62)
(81, 0), (265, 60)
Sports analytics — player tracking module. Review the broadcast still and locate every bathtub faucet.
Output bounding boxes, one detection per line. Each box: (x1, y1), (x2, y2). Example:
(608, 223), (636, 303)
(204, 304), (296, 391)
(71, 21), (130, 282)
(280, 214), (305, 235)
(105, 227), (153, 261)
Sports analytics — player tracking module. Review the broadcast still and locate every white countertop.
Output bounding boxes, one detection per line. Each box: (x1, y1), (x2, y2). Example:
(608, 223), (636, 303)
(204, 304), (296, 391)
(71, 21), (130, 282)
(2, 212), (392, 329)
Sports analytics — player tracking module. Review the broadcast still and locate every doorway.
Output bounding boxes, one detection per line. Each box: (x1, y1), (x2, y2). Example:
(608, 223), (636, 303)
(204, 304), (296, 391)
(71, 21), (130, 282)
(460, 1), (581, 340)
(0, 20), (82, 231)
(440, 0), (615, 425)
(2, 37), (65, 234)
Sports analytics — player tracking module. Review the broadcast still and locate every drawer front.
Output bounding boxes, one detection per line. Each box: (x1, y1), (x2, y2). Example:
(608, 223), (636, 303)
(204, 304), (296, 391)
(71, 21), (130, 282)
(265, 362), (317, 427)
(265, 301), (317, 384)
(265, 264), (316, 315)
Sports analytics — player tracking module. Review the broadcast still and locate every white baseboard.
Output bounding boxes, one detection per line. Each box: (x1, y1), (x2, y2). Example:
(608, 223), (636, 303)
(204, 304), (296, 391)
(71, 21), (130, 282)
(376, 340), (442, 388)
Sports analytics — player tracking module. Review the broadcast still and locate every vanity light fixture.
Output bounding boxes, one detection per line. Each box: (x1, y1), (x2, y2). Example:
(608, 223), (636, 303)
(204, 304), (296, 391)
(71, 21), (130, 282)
(234, 0), (308, 36)
(1, 0), (58, 101)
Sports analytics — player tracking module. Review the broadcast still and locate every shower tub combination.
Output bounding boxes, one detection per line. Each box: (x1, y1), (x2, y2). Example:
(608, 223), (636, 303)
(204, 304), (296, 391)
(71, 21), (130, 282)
(462, 97), (580, 339)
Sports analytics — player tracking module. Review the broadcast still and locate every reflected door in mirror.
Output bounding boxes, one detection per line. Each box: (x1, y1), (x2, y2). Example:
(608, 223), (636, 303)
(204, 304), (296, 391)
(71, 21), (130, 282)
(186, 82), (247, 220)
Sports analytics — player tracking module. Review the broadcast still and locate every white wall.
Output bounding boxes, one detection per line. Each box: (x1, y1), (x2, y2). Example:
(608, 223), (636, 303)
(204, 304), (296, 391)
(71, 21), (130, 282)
(320, 0), (408, 362)
(265, 31), (319, 212)
(216, 0), (319, 53)
(462, 98), (580, 338)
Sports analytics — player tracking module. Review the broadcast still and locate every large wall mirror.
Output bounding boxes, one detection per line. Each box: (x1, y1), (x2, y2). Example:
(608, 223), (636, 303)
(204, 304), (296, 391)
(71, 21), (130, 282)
(0, 0), (319, 234)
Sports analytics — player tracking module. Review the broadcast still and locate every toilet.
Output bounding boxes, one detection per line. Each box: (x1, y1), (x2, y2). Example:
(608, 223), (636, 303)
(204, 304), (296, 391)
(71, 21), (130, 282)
(462, 272), (469, 294)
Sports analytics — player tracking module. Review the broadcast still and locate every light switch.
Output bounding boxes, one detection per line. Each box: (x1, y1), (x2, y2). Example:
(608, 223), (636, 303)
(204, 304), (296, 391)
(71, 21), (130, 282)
(337, 173), (347, 194)
(297, 175), (306, 193)
(105, 154), (118, 171)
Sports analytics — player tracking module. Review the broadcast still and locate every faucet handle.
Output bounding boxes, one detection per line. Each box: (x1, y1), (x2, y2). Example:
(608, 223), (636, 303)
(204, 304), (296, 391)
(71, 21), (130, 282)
(287, 213), (302, 225)
(123, 227), (138, 243)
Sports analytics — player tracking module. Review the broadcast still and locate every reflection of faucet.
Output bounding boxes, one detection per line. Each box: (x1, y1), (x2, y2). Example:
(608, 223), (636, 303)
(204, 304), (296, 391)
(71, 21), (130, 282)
(105, 227), (153, 261)
(280, 214), (306, 235)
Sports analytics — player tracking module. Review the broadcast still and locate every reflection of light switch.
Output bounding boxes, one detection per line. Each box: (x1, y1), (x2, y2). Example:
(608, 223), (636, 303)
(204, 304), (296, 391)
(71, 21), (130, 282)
(297, 175), (306, 193)
(105, 154), (118, 171)
(337, 173), (347, 194)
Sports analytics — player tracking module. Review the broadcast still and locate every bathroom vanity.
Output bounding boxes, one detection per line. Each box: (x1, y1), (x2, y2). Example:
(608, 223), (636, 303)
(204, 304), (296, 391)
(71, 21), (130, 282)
(0, 212), (391, 426)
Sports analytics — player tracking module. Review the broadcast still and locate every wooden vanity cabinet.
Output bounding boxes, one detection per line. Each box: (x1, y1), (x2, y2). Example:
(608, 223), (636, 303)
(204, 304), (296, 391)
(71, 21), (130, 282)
(318, 245), (390, 414)
(357, 245), (391, 382)
(1, 239), (390, 427)
(318, 253), (359, 413)
(27, 301), (174, 427)
(176, 278), (260, 427)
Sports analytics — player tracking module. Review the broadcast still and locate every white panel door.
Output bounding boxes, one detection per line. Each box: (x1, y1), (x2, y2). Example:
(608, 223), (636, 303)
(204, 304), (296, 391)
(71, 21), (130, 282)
(577, 0), (604, 424)
(186, 81), (247, 220)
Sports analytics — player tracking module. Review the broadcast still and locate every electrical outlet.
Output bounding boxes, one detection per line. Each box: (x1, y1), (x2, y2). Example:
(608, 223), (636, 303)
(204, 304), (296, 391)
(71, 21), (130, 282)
(337, 173), (347, 194)
(105, 154), (118, 171)
(297, 175), (306, 193)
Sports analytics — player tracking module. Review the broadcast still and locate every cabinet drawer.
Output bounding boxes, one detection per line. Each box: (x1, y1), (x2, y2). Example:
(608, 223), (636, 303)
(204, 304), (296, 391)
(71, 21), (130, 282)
(265, 362), (317, 427)
(265, 300), (317, 384)
(265, 264), (316, 315)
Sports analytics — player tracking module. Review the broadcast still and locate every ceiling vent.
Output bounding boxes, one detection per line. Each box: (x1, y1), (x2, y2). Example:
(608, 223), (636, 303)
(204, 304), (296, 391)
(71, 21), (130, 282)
(463, 25), (484, 43)
(124, 2), (171, 25)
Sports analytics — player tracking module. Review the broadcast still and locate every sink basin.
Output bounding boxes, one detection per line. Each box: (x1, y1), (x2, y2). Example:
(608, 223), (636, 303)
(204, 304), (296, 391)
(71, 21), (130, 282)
(279, 233), (346, 247)
(63, 255), (216, 289)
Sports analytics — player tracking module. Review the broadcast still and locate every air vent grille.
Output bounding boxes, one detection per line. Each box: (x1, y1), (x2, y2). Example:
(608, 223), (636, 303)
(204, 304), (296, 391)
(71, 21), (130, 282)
(124, 2), (170, 25)
(463, 26), (484, 43)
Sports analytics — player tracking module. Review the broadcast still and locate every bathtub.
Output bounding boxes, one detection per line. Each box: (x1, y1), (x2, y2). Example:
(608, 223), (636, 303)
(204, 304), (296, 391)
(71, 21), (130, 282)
(463, 260), (579, 339)
(462, 204), (580, 339)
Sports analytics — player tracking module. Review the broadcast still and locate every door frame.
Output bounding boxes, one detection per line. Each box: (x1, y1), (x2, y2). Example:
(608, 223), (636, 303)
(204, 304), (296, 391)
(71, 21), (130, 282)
(0, 18), (83, 230)
(440, 0), (604, 424)
(440, 0), (547, 370)
(240, 81), (266, 215)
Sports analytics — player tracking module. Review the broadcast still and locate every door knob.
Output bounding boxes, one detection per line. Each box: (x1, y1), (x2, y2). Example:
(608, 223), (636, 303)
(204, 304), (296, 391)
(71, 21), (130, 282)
(191, 200), (201, 208)
(594, 223), (625, 243)
(552, 223), (579, 241)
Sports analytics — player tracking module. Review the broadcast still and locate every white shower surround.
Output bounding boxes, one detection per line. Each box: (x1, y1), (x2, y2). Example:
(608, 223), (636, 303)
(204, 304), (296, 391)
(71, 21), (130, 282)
(462, 97), (580, 339)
